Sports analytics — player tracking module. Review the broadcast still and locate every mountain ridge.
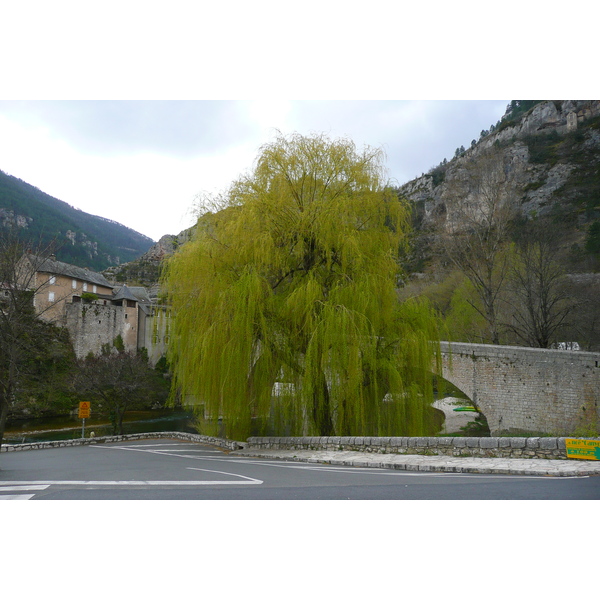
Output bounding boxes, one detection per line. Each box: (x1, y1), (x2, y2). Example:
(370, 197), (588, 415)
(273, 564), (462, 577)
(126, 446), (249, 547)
(0, 169), (154, 270)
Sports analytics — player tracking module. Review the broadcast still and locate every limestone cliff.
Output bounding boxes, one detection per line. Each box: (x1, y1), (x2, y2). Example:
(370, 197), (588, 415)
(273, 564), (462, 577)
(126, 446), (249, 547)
(399, 100), (600, 239)
(102, 228), (193, 289)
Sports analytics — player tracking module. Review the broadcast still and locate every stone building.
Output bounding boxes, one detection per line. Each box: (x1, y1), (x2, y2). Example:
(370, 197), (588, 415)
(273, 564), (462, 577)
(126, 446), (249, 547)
(20, 254), (168, 364)
(19, 253), (114, 324)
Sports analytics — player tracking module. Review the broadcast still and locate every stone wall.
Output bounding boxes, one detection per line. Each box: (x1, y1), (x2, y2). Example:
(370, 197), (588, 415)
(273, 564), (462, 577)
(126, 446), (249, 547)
(4, 431), (596, 461)
(439, 341), (600, 436)
(245, 435), (595, 460)
(0, 431), (244, 452)
(138, 305), (170, 366)
(65, 301), (133, 358)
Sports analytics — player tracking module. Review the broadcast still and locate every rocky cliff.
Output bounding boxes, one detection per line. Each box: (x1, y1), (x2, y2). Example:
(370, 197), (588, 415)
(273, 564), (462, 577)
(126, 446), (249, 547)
(400, 100), (600, 239)
(102, 228), (193, 290)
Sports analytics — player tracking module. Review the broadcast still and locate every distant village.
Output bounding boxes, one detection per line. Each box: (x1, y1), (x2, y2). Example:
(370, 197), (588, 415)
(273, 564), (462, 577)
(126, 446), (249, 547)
(21, 253), (169, 366)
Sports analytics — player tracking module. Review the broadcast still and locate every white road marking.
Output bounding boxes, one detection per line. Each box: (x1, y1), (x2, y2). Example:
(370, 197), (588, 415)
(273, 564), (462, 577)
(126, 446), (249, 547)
(0, 485), (50, 491)
(152, 450), (222, 454)
(0, 494), (36, 500)
(0, 484), (50, 500)
(186, 467), (262, 484)
(89, 444), (583, 479)
(109, 443), (221, 452)
(3, 479), (261, 486)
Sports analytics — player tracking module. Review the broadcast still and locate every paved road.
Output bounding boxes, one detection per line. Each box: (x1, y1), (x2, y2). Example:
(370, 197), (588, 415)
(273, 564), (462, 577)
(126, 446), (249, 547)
(1, 439), (599, 499)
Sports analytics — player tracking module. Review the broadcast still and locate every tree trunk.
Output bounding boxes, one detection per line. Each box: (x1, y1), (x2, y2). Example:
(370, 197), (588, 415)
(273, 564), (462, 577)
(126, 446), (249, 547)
(0, 395), (8, 453)
(0, 372), (15, 454)
(312, 373), (334, 436)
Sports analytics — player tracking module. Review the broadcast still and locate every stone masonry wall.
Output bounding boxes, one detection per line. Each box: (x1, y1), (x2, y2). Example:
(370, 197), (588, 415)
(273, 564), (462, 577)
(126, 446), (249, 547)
(439, 342), (600, 436)
(245, 435), (596, 460)
(65, 302), (129, 358)
(1, 431), (244, 452)
(4, 432), (596, 461)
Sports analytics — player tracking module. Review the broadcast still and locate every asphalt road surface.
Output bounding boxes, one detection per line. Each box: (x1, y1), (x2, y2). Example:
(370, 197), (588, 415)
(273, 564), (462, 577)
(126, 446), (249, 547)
(1, 439), (599, 499)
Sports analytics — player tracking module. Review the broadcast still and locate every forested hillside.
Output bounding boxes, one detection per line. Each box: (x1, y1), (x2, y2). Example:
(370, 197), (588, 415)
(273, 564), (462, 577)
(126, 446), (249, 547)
(0, 169), (154, 270)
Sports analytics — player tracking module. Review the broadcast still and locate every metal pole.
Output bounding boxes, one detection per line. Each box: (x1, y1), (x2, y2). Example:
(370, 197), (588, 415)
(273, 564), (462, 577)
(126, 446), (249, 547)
(82, 418), (85, 439)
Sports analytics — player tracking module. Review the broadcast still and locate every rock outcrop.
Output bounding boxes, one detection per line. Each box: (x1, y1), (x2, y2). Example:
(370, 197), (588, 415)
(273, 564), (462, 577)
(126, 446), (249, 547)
(399, 100), (600, 231)
(102, 228), (194, 286)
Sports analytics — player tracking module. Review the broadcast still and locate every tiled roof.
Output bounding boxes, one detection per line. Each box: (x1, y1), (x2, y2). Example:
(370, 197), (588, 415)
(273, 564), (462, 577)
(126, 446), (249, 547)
(112, 284), (138, 302)
(27, 255), (114, 289)
(118, 286), (151, 304)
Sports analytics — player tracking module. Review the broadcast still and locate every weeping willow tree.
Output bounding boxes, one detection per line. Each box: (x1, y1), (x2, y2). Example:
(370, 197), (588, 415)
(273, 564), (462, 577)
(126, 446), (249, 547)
(162, 133), (442, 439)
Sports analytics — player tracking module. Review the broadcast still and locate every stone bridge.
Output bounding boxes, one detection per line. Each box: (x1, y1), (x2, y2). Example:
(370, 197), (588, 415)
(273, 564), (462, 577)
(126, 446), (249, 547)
(438, 341), (600, 436)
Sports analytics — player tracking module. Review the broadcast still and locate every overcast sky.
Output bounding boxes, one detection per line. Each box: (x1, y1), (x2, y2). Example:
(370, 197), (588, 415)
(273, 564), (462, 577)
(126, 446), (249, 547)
(0, 100), (510, 241)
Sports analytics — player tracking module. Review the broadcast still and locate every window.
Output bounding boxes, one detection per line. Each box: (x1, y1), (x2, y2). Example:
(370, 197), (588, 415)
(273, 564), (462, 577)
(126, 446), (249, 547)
(49, 276), (56, 285)
(48, 292), (55, 302)
(72, 279), (77, 289)
(83, 282), (88, 292)
(93, 285), (97, 293)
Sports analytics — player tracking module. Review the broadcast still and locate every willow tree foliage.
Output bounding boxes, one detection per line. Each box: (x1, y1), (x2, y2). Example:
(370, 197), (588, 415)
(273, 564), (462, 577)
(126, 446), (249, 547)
(163, 133), (441, 439)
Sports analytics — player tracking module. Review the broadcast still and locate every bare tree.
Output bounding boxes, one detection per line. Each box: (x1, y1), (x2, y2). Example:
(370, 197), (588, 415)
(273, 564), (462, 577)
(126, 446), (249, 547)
(560, 274), (600, 351)
(438, 148), (518, 344)
(74, 344), (169, 435)
(504, 220), (575, 348)
(0, 228), (62, 450)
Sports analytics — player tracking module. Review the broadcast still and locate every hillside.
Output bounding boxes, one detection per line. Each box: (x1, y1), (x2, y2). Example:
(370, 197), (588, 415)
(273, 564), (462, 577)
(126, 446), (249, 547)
(396, 100), (600, 350)
(0, 169), (154, 270)
(397, 100), (600, 273)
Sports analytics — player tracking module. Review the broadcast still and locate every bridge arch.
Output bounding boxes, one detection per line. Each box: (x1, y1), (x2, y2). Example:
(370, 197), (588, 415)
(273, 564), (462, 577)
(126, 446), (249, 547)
(437, 341), (600, 436)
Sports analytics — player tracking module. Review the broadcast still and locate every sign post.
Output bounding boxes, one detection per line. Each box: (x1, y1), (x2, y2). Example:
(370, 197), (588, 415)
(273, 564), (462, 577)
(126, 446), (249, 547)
(78, 401), (91, 438)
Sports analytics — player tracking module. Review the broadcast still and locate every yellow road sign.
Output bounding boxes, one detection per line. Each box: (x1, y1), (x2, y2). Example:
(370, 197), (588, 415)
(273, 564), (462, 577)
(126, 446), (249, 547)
(78, 401), (91, 419)
(565, 438), (600, 460)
